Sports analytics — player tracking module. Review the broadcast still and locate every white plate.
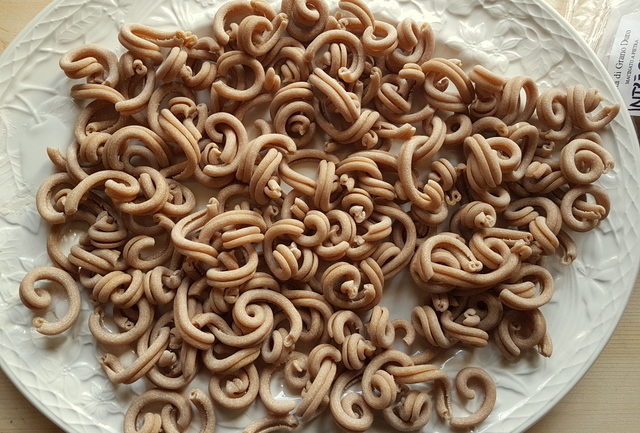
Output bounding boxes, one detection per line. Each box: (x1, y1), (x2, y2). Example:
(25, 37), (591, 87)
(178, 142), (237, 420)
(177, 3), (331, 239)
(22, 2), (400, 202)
(0, 0), (638, 432)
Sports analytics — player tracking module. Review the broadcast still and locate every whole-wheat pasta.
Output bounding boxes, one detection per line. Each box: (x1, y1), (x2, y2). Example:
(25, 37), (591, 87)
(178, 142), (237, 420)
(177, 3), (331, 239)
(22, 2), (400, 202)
(243, 414), (299, 433)
(20, 2), (621, 431)
(329, 370), (374, 432)
(19, 267), (81, 335)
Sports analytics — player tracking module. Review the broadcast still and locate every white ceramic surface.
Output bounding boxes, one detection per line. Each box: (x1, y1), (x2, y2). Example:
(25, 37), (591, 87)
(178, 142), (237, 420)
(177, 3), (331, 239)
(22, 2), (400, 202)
(0, 1), (638, 432)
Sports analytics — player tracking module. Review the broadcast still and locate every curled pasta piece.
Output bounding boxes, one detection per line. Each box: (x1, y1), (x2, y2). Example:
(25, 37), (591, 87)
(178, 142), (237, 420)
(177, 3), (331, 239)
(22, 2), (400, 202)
(209, 363), (260, 409)
(310, 68), (360, 123)
(283, 351), (309, 392)
(498, 264), (554, 310)
(503, 197), (561, 255)
(236, 133), (296, 205)
(367, 305), (396, 349)
(137, 312), (199, 390)
(386, 19), (434, 73)
(566, 84), (620, 131)
(296, 344), (341, 422)
(270, 82), (316, 147)
(237, 13), (289, 57)
(212, 50), (267, 101)
(88, 211), (128, 249)
(243, 415), (299, 433)
(362, 350), (425, 410)
(469, 66), (504, 118)
(464, 134), (522, 192)
(64, 170), (140, 216)
(259, 365), (297, 415)
(536, 87), (573, 141)
(330, 370), (374, 432)
(382, 388), (431, 432)
(19, 267), (81, 335)
(495, 309), (549, 359)
(283, 288), (333, 343)
(422, 58), (475, 113)
(281, 0), (328, 42)
(362, 20), (398, 57)
(376, 66), (434, 124)
(119, 23), (197, 65)
(327, 310), (363, 344)
(411, 305), (455, 348)
(305, 29), (364, 83)
(89, 299), (153, 347)
(100, 326), (170, 384)
(411, 232), (528, 291)
(504, 122), (539, 182)
(60, 44), (120, 87)
(123, 389), (192, 433)
(322, 258), (383, 311)
(234, 289), (302, 348)
(560, 185), (610, 232)
(450, 201), (497, 235)
(263, 219), (307, 281)
(496, 76), (538, 124)
(36, 173), (77, 224)
(437, 367), (496, 429)
(441, 309), (489, 347)
(212, 0), (276, 46)
(398, 136), (446, 213)
(560, 138), (614, 185)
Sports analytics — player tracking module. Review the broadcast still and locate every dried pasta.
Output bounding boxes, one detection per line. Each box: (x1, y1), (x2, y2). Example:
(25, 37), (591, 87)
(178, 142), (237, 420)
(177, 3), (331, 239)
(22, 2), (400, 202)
(20, 0), (619, 432)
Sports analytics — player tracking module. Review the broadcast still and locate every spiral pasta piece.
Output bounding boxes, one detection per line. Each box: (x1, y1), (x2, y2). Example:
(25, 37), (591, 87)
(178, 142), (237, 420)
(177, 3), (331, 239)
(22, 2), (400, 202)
(19, 267), (81, 335)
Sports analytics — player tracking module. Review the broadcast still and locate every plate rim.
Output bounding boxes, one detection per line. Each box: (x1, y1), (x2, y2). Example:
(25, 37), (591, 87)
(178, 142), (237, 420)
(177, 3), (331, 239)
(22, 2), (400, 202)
(505, 1), (640, 429)
(0, 1), (84, 431)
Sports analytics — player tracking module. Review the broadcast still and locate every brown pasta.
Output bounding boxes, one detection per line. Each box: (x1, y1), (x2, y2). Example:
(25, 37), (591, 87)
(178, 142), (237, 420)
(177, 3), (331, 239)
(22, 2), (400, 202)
(19, 267), (81, 335)
(21, 0), (619, 432)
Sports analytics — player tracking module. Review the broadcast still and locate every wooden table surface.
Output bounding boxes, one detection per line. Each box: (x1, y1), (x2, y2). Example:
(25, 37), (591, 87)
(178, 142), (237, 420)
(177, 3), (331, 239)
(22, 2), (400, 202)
(1, 1), (639, 432)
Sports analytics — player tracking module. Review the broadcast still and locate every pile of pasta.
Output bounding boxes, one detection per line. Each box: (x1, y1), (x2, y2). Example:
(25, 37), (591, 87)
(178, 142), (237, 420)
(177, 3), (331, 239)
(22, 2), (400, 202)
(18, 0), (619, 432)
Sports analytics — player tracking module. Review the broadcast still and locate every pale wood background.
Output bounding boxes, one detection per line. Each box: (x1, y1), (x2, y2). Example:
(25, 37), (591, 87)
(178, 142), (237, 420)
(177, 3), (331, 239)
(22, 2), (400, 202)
(0, 1), (638, 432)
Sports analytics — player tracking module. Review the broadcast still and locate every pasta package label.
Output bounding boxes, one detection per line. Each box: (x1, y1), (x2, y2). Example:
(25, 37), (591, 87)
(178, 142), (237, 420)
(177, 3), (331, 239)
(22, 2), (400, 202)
(606, 11), (640, 116)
